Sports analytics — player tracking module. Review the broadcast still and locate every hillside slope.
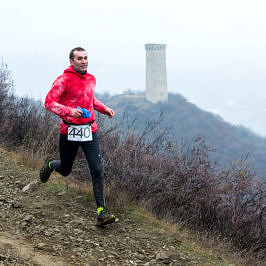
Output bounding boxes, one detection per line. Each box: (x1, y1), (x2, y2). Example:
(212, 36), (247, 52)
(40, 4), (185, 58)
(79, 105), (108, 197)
(0, 147), (236, 265)
(99, 92), (266, 179)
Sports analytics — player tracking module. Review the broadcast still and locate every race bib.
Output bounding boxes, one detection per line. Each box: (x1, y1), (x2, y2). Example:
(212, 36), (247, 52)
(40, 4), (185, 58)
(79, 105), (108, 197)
(67, 124), (92, 142)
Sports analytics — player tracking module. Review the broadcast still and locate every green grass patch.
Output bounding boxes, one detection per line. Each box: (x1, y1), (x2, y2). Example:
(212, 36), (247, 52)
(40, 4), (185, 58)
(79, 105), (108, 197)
(47, 182), (77, 199)
(49, 183), (66, 192)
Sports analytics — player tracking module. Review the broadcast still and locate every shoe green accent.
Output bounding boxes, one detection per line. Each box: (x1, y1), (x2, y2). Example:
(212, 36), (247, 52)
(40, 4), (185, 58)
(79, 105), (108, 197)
(40, 158), (54, 183)
(97, 207), (104, 216)
(48, 160), (53, 169)
(96, 208), (115, 226)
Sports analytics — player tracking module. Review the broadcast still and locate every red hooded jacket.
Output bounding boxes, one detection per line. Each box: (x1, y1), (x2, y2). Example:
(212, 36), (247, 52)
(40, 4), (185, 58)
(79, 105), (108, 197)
(45, 65), (107, 134)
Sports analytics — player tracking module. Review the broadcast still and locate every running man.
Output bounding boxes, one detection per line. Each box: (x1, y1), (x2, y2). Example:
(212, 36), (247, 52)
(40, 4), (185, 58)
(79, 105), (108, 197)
(40, 47), (115, 226)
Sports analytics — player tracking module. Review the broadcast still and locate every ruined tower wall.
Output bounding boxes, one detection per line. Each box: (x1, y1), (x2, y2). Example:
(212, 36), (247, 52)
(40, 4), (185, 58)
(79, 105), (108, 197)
(145, 44), (168, 103)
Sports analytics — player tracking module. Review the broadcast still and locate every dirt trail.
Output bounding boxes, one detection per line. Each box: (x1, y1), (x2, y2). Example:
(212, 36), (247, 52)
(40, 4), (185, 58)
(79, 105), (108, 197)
(0, 231), (65, 265)
(0, 147), (229, 265)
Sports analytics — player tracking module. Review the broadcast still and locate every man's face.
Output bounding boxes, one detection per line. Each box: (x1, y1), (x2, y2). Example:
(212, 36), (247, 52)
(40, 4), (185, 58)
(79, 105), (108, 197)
(70, 50), (88, 73)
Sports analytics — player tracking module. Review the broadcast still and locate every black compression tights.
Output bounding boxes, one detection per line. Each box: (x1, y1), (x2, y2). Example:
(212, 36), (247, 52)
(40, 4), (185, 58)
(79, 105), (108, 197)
(50, 133), (105, 207)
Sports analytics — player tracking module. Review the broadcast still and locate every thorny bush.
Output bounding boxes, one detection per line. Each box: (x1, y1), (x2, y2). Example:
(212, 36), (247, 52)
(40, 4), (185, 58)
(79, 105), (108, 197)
(97, 117), (265, 256)
(0, 63), (265, 258)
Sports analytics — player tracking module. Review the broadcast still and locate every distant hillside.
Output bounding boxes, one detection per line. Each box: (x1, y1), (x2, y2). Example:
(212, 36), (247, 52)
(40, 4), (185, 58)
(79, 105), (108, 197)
(98, 92), (266, 179)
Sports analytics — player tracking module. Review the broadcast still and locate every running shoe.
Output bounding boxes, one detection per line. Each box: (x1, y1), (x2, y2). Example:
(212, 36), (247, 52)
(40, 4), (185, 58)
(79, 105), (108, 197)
(40, 158), (54, 183)
(96, 208), (115, 226)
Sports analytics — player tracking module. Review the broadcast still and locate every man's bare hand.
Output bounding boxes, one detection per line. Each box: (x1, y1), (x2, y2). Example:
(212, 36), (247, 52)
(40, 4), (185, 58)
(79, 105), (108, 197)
(71, 108), (83, 118)
(105, 108), (115, 118)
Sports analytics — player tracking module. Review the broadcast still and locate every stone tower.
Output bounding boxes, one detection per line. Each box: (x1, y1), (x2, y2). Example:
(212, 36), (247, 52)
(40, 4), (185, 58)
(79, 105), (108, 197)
(145, 43), (168, 103)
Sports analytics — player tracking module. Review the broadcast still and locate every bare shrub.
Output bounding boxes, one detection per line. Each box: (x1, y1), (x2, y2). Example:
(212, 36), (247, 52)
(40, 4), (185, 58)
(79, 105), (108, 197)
(0, 62), (59, 157)
(2, 95), (59, 155)
(0, 62), (264, 257)
(215, 159), (265, 252)
(0, 61), (14, 126)
(96, 116), (265, 256)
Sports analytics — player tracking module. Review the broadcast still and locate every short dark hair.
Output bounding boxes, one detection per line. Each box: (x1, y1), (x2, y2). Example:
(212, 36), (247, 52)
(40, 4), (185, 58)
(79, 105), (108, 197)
(69, 47), (86, 60)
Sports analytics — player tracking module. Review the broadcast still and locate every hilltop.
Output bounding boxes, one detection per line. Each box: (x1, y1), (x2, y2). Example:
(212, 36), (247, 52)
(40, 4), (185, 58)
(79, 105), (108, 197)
(98, 92), (266, 179)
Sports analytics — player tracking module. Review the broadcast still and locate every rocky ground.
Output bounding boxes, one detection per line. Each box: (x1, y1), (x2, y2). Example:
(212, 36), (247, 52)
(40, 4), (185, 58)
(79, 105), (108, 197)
(0, 147), (235, 265)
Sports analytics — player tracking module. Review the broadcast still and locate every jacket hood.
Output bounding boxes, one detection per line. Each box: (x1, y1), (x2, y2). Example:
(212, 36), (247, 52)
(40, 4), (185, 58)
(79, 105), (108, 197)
(63, 65), (88, 79)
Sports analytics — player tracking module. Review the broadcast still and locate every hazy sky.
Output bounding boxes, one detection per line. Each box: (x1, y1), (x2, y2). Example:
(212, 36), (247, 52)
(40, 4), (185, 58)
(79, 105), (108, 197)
(1, 0), (266, 136)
